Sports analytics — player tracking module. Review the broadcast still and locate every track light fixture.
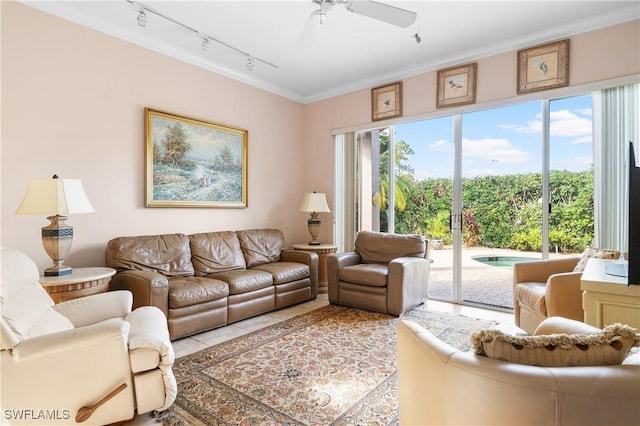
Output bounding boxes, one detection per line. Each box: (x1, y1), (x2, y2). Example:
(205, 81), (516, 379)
(199, 33), (210, 51)
(246, 56), (255, 71)
(137, 10), (147, 27)
(127, 0), (278, 70)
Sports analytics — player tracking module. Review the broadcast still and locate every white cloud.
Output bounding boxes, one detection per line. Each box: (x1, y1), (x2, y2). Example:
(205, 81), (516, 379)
(462, 138), (533, 164)
(428, 139), (449, 149)
(503, 109), (592, 138)
(549, 110), (592, 137)
(570, 135), (592, 145)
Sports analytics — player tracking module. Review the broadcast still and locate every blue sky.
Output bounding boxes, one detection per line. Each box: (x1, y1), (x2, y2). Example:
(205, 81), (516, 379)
(393, 94), (593, 179)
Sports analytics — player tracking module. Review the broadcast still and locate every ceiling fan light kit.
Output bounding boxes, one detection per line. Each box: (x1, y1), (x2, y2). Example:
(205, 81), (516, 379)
(301, 0), (421, 48)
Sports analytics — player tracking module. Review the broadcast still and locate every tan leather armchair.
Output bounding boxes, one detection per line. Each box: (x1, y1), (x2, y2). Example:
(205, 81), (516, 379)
(397, 319), (640, 426)
(1, 247), (176, 425)
(513, 257), (583, 334)
(327, 231), (429, 315)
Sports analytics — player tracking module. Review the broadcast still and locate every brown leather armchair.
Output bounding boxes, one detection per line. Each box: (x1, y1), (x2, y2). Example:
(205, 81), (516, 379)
(327, 231), (430, 315)
(513, 257), (583, 334)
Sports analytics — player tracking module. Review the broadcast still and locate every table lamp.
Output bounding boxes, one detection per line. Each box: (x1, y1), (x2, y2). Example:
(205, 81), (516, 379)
(299, 191), (330, 245)
(15, 175), (95, 276)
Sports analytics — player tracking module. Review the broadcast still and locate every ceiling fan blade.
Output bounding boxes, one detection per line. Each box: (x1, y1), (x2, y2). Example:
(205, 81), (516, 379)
(297, 10), (322, 49)
(347, 0), (417, 28)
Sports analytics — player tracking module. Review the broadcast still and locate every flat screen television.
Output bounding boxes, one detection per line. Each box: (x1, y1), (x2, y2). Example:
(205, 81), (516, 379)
(606, 141), (639, 283)
(629, 141), (639, 284)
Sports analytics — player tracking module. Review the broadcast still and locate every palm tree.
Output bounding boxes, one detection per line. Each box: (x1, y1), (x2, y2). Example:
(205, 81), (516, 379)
(378, 129), (415, 230)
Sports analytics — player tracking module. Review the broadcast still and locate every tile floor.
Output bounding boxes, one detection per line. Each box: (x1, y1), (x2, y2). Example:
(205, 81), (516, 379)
(127, 294), (520, 424)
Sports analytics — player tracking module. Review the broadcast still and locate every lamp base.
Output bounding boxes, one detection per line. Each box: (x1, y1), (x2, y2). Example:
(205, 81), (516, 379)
(307, 213), (322, 246)
(44, 265), (73, 276)
(42, 214), (74, 277)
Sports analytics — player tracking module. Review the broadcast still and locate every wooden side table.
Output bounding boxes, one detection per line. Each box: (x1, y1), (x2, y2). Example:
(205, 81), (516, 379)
(293, 243), (338, 294)
(40, 267), (116, 303)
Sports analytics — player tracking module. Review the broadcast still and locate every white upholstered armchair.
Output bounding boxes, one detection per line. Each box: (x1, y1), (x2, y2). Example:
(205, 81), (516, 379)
(0, 247), (177, 425)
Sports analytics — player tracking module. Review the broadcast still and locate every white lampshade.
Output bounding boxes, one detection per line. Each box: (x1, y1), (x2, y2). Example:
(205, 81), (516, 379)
(299, 192), (330, 213)
(15, 177), (95, 215)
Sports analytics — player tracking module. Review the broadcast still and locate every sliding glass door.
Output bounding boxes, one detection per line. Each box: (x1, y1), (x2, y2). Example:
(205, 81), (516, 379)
(346, 93), (594, 310)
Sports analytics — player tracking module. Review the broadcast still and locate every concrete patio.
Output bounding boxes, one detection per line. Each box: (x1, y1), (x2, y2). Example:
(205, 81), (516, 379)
(427, 246), (573, 310)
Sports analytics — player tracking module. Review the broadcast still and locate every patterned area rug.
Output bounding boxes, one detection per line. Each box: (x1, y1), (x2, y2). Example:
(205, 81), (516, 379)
(155, 304), (497, 425)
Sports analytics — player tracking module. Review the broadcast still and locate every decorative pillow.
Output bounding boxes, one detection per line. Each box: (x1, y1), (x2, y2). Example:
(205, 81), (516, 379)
(471, 323), (639, 367)
(573, 247), (620, 272)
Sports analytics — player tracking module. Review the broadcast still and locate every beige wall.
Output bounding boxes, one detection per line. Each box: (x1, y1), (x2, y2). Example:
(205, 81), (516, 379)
(1, 2), (307, 268)
(2, 1), (639, 269)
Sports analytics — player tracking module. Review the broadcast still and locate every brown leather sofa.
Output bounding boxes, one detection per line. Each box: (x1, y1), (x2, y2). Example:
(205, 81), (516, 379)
(327, 231), (430, 315)
(106, 229), (318, 340)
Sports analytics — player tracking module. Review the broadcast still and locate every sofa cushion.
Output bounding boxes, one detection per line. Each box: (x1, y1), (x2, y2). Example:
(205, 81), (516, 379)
(471, 323), (640, 367)
(167, 277), (229, 309)
(208, 270), (273, 295)
(533, 316), (601, 336)
(573, 247), (620, 272)
(106, 233), (195, 278)
(237, 229), (285, 268)
(251, 262), (309, 285)
(189, 231), (246, 276)
(355, 231), (426, 264)
(339, 264), (388, 287)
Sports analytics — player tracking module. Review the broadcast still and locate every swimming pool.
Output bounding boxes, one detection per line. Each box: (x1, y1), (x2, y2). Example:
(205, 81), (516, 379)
(471, 255), (539, 269)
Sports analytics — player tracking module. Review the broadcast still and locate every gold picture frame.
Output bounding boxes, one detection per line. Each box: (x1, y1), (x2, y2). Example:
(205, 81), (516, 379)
(436, 62), (477, 108)
(371, 82), (402, 121)
(517, 39), (569, 94)
(145, 108), (248, 208)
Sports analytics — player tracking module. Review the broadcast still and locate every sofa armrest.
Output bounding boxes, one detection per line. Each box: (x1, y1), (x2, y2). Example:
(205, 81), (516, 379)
(109, 270), (169, 317)
(327, 252), (361, 304)
(513, 257), (579, 288)
(3, 319), (135, 425)
(545, 271), (584, 321)
(387, 257), (430, 315)
(281, 249), (319, 296)
(11, 318), (129, 362)
(53, 290), (133, 327)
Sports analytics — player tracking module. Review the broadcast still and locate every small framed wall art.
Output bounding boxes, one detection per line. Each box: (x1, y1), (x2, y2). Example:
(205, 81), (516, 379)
(145, 108), (248, 208)
(517, 39), (569, 94)
(371, 81), (402, 121)
(436, 62), (477, 108)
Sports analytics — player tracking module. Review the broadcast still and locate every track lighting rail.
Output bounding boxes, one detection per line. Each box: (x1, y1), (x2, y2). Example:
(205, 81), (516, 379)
(128, 0), (278, 70)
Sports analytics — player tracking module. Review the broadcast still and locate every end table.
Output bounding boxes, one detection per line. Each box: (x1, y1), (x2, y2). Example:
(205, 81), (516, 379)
(293, 243), (338, 294)
(40, 267), (116, 303)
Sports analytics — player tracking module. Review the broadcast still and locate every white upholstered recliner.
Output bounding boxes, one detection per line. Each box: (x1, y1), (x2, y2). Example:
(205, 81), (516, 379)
(0, 247), (177, 425)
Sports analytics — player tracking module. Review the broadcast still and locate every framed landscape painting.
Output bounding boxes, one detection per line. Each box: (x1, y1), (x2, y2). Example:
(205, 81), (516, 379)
(145, 108), (248, 208)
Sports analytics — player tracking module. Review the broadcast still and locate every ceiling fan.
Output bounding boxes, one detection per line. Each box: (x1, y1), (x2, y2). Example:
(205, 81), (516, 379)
(298, 0), (421, 47)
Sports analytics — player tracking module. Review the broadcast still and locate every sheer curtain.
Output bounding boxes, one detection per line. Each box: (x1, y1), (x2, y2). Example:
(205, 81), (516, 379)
(592, 83), (640, 253)
(333, 132), (357, 253)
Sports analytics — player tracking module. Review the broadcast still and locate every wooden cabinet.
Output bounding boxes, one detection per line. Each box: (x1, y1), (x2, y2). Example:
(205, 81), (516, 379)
(581, 258), (640, 328)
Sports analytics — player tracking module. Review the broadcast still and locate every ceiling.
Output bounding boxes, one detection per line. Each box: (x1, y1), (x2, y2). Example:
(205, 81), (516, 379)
(21, 1), (640, 103)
